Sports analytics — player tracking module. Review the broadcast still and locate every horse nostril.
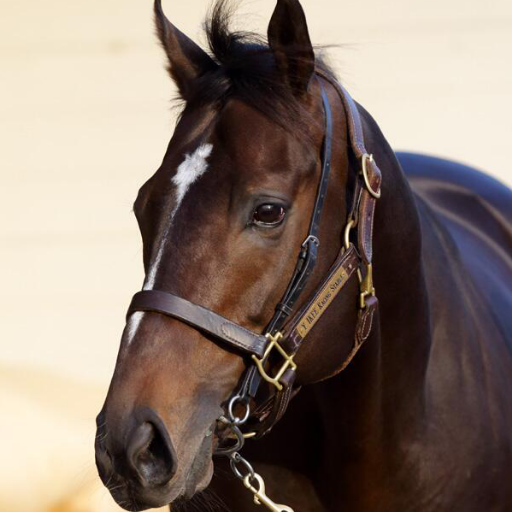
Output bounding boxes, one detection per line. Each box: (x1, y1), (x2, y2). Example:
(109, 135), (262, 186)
(127, 421), (177, 487)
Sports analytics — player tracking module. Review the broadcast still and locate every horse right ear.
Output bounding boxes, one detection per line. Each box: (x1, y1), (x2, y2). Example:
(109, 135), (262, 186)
(154, 0), (217, 99)
(267, 0), (315, 96)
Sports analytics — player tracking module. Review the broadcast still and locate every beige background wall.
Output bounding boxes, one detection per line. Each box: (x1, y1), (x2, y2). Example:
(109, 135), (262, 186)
(1, 1), (511, 511)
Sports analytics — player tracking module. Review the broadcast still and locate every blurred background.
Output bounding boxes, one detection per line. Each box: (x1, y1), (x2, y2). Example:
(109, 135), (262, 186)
(1, 0), (511, 511)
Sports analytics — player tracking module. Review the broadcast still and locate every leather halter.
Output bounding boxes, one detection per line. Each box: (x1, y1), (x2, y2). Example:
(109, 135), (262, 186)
(127, 72), (382, 438)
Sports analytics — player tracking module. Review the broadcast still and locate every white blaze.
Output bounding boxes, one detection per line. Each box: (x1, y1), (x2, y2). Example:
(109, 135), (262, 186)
(126, 143), (213, 346)
(145, 142), (213, 290)
(172, 143), (213, 214)
(125, 311), (144, 347)
(126, 144), (213, 345)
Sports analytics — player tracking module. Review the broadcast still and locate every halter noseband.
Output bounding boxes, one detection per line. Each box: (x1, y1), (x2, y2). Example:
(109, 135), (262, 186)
(127, 72), (382, 439)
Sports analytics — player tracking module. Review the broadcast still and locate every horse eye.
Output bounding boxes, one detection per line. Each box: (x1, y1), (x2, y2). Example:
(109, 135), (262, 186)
(252, 203), (286, 226)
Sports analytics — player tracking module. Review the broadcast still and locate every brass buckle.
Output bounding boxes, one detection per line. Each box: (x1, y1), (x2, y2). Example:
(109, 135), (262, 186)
(361, 154), (381, 199)
(251, 332), (297, 391)
(343, 218), (355, 250)
(357, 263), (376, 309)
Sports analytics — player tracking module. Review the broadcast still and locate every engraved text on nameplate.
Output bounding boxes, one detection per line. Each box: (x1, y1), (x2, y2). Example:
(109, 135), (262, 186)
(296, 264), (350, 339)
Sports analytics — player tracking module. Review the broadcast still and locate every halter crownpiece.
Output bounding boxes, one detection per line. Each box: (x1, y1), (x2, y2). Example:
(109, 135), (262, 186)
(126, 72), (382, 439)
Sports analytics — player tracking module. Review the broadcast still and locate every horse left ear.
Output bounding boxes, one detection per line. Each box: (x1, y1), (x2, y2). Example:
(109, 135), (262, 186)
(267, 0), (315, 95)
(154, 0), (217, 99)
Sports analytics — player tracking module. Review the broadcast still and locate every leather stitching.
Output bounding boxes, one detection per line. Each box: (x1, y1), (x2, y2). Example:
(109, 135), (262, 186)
(220, 323), (265, 355)
(277, 385), (292, 422)
(360, 306), (374, 341)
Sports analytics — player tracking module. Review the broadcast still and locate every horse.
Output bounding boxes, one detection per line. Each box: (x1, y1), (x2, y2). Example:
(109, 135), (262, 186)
(94, 0), (512, 510)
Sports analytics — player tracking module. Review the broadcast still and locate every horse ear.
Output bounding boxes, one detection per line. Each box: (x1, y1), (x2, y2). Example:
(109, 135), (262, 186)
(267, 0), (315, 95)
(154, 0), (217, 99)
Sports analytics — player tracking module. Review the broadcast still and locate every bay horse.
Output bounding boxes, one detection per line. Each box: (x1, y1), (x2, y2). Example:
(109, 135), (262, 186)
(95, 0), (512, 510)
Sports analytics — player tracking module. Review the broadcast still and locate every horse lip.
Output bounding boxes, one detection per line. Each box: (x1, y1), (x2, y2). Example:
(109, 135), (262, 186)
(111, 482), (180, 511)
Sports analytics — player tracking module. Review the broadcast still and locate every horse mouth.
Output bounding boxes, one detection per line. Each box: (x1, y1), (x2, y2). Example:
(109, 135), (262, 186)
(105, 427), (217, 511)
(182, 430), (216, 498)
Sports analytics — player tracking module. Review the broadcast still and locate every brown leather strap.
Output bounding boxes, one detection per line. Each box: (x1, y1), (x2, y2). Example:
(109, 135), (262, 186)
(127, 291), (268, 358)
(251, 367), (298, 437)
(248, 246), (359, 438)
(276, 73), (381, 366)
(262, 81), (334, 338)
(315, 70), (382, 265)
(316, 70), (377, 164)
(249, 73), (383, 438)
(253, 296), (379, 438)
(251, 247), (364, 438)
(283, 244), (359, 354)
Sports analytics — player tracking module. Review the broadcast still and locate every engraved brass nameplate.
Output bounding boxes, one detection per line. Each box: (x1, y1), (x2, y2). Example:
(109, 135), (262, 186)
(295, 263), (351, 339)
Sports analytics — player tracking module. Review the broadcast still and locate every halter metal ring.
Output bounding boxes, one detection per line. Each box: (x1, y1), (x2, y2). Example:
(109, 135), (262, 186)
(228, 394), (251, 425)
(214, 418), (245, 455)
(361, 154), (381, 199)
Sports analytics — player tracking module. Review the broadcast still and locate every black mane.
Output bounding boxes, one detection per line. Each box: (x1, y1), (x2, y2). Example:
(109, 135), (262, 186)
(179, 0), (335, 138)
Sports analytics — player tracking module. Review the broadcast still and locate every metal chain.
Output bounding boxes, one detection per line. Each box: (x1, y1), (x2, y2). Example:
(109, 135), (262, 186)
(229, 452), (255, 481)
(214, 390), (251, 456)
(215, 390), (253, 477)
(214, 391), (295, 512)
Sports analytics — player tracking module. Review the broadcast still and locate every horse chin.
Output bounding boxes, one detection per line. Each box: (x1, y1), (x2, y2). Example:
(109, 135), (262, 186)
(182, 457), (214, 499)
(109, 487), (172, 512)
(182, 432), (216, 499)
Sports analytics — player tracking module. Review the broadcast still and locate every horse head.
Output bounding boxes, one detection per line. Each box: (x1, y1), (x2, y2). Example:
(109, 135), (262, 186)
(95, 0), (362, 509)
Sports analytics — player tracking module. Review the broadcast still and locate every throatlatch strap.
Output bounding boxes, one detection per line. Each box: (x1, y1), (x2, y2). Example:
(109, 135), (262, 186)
(315, 69), (382, 264)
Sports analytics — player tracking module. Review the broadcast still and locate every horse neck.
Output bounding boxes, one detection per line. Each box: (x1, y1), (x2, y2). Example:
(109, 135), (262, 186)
(316, 105), (432, 459)
(371, 108), (432, 428)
